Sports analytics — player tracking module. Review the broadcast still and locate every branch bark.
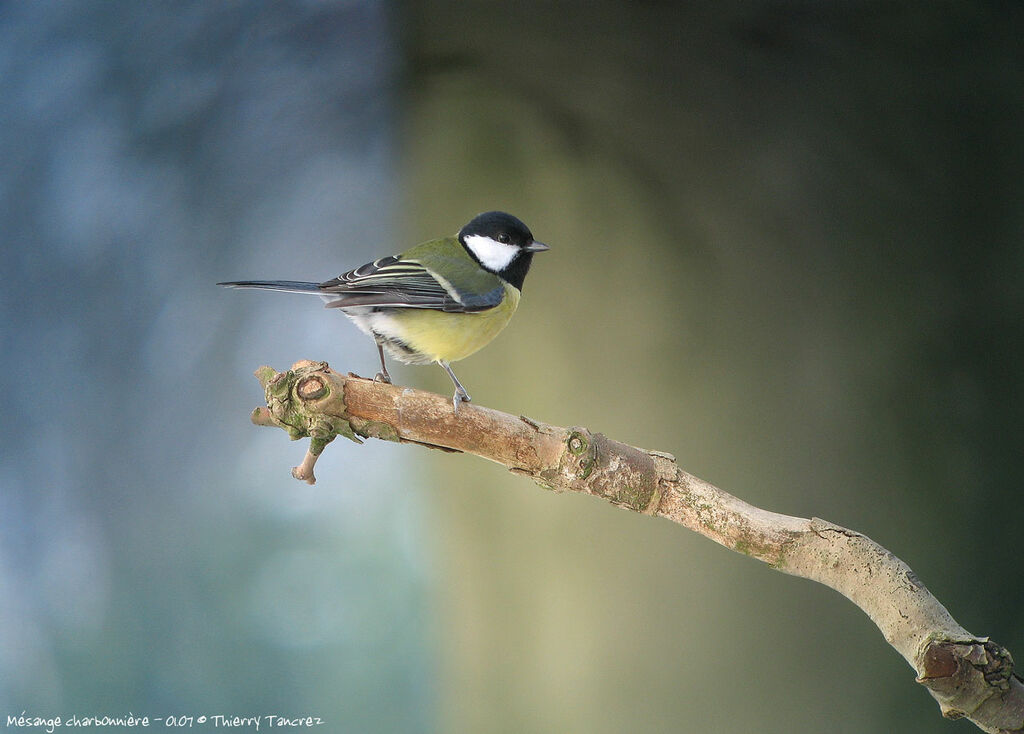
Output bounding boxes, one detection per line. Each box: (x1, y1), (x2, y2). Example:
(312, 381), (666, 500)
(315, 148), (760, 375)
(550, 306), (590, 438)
(248, 360), (1023, 733)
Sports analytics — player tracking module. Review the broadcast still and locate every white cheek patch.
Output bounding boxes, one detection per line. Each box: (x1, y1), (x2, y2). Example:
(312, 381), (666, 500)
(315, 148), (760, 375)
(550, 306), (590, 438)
(463, 234), (519, 271)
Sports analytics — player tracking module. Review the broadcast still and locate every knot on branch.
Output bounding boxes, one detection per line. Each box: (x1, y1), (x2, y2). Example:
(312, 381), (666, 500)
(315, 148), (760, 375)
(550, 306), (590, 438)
(918, 638), (1019, 721)
(549, 428), (662, 514)
(251, 361), (361, 484)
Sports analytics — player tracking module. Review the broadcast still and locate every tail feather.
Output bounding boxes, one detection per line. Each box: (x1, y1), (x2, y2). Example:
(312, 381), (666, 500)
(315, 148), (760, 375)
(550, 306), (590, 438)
(217, 280), (322, 295)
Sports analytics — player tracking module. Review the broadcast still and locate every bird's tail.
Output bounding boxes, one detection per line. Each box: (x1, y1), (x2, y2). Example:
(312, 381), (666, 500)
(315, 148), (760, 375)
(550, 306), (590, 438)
(217, 280), (322, 295)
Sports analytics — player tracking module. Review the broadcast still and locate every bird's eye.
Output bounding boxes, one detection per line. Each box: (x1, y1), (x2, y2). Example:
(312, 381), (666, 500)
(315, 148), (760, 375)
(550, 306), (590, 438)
(497, 233), (511, 244)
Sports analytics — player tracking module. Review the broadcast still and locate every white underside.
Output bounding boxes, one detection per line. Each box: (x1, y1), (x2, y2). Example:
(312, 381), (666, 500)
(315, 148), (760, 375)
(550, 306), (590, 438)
(340, 308), (436, 365)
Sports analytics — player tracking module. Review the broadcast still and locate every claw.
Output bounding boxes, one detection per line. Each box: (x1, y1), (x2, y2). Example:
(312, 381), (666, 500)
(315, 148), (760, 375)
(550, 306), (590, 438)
(452, 387), (471, 413)
(441, 361), (471, 414)
(374, 343), (392, 384)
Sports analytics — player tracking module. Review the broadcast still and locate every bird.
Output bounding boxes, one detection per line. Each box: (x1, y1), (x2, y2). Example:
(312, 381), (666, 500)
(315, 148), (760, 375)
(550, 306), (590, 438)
(219, 211), (549, 411)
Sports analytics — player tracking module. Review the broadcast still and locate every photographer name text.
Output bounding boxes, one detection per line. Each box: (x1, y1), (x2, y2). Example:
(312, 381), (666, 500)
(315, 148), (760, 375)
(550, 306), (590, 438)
(6, 712), (325, 732)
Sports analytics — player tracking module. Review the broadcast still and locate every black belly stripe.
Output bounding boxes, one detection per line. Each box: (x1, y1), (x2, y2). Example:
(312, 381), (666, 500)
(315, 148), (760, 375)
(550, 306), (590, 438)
(373, 331), (417, 356)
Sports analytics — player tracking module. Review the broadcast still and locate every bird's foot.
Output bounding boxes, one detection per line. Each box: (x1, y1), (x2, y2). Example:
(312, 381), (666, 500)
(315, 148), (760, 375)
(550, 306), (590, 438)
(452, 388), (471, 413)
(374, 371), (392, 384)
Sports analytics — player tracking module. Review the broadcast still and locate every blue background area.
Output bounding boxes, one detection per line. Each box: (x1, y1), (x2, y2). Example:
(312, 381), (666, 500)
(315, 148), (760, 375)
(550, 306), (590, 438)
(1, 3), (431, 731)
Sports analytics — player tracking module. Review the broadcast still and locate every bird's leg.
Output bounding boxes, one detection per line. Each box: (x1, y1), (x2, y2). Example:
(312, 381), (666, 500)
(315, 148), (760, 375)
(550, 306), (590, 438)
(439, 361), (471, 412)
(374, 342), (392, 384)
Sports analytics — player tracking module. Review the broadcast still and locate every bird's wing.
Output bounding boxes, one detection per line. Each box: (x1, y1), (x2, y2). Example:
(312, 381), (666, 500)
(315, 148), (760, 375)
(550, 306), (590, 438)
(319, 255), (504, 313)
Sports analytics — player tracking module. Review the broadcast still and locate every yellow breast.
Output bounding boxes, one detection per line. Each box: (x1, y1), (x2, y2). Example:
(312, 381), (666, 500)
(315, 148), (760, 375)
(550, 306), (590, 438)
(392, 283), (521, 363)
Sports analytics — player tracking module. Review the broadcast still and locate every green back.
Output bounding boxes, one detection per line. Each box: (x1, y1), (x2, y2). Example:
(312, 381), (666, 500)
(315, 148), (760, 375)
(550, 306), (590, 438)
(401, 236), (508, 306)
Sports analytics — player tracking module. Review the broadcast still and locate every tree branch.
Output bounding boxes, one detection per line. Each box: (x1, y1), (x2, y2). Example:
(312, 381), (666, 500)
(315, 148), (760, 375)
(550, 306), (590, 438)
(248, 360), (1023, 733)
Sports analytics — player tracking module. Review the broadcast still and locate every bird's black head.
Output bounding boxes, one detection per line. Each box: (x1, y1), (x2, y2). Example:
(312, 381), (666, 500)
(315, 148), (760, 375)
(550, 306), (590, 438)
(458, 211), (549, 290)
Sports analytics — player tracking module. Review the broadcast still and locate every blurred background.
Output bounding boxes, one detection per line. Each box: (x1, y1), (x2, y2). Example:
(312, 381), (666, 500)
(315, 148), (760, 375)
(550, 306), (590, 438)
(1, 2), (1021, 732)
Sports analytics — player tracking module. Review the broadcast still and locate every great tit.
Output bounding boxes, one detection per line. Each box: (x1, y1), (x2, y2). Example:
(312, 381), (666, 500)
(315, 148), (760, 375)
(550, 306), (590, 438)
(219, 211), (549, 410)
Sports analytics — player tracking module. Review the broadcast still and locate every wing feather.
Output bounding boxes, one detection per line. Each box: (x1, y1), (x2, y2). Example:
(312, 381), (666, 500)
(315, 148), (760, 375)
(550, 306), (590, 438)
(319, 256), (503, 313)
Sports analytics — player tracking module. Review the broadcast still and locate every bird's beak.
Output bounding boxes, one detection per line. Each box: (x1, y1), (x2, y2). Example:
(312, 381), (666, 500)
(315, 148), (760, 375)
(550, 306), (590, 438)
(524, 240), (550, 252)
